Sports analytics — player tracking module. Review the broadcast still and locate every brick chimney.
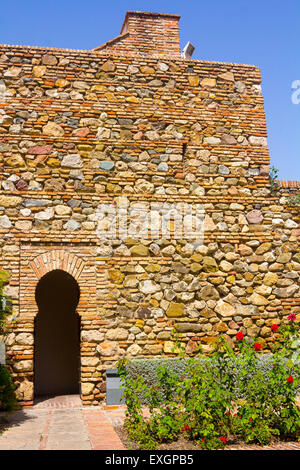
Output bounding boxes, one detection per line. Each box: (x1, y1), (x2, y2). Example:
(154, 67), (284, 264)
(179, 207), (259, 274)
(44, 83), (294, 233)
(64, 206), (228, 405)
(95, 11), (181, 58)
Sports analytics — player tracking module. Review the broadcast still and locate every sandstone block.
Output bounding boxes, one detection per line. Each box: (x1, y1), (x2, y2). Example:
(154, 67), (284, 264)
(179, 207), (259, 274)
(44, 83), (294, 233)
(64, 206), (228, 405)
(203, 256), (218, 272)
(106, 328), (129, 341)
(15, 333), (34, 345)
(6, 154), (26, 167)
(139, 280), (160, 294)
(188, 75), (200, 86)
(218, 71), (235, 81)
(166, 302), (185, 317)
(101, 61), (116, 72)
(81, 357), (100, 367)
(215, 300), (236, 317)
(81, 383), (95, 395)
(256, 242), (272, 255)
(16, 381), (33, 401)
(273, 285), (299, 298)
(126, 344), (142, 356)
(81, 330), (104, 343)
(61, 154), (82, 168)
(97, 341), (118, 357)
(263, 273), (278, 286)
(246, 210), (263, 224)
(249, 293), (269, 306)
(108, 269), (125, 284)
(144, 343), (163, 354)
(199, 285), (220, 301)
(42, 121), (64, 136)
(0, 195), (22, 207)
(130, 244), (149, 256)
(13, 360), (33, 372)
(33, 65), (47, 77)
(0, 215), (12, 229)
(35, 207), (54, 221)
(55, 205), (72, 216)
(201, 78), (216, 87)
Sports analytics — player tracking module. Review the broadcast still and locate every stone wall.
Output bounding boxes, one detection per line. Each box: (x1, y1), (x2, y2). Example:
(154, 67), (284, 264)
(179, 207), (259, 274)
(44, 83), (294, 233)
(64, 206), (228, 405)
(0, 11), (299, 406)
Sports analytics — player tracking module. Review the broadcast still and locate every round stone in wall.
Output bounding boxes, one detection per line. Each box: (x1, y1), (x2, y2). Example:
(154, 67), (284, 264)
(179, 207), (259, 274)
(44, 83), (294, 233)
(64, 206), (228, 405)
(246, 210), (263, 224)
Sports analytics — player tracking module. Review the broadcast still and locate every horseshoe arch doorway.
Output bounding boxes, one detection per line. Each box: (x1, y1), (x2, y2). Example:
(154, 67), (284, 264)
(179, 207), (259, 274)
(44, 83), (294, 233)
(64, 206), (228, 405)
(34, 269), (80, 397)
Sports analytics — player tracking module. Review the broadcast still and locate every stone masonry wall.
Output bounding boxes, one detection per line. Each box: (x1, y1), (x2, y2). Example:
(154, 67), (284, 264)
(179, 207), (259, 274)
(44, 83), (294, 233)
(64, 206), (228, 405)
(0, 12), (299, 406)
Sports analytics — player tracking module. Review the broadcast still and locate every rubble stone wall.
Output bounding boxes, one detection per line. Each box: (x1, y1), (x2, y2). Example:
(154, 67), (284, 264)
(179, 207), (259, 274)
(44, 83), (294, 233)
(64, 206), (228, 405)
(0, 18), (299, 406)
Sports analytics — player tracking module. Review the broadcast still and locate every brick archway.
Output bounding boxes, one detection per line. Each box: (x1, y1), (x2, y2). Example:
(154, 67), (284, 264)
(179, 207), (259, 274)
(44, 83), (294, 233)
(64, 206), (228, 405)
(14, 244), (97, 406)
(19, 245), (97, 318)
(28, 250), (86, 318)
(30, 250), (85, 283)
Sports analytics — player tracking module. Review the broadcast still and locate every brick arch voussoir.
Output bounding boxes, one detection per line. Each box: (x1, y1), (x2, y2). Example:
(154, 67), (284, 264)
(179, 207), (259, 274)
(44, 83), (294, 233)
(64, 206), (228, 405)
(29, 249), (85, 282)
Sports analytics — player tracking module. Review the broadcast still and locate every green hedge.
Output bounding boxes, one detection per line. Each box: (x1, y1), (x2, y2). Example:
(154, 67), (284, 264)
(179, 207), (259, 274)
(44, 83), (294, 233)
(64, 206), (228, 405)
(125, 355), (300, 403)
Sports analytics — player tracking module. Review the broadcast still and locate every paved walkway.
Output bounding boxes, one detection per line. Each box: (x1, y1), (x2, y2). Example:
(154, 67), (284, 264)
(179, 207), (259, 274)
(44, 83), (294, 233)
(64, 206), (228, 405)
(0, 395), (125, 450)
(0, 395), (299, 450)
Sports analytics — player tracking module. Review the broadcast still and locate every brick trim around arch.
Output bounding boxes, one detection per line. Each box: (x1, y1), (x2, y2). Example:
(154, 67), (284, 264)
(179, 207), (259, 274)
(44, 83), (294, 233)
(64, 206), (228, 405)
(6, 244), (98, 407)
(19, 244), (97, 318)
(30, 250), (85, 282)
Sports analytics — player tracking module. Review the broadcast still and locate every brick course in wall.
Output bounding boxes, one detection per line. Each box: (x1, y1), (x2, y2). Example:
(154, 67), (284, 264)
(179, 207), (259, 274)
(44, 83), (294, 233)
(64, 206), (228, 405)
(94, 11), (181, 58)
(0, 11), (299, 406)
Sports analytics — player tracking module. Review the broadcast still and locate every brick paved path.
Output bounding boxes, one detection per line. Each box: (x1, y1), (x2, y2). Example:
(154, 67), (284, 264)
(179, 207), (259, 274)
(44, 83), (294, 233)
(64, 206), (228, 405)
(0, 395), (125, 450)
(0, 395), (299, 450)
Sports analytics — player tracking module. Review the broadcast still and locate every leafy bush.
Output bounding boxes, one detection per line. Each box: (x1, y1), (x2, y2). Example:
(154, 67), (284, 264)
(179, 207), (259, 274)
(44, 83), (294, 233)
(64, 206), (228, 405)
(0, 270), (17, 412)
(286, 193), (300, 206)
(0, 364), (17, 412)
(0, 269), (12, 337)
(118, 318), (300, 450)
(229, 327), (300, 444)
(269, 165), (281, 194)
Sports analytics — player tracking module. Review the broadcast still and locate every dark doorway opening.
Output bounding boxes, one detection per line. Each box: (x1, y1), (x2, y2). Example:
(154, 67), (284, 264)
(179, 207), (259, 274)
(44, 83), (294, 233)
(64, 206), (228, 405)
(34, 269), (80, 397)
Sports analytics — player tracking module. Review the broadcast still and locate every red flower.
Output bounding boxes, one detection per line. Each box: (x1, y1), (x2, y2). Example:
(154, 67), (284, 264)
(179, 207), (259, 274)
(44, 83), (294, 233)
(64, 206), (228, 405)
(271, 324), (279, 332)
(254, 342), (262, 351)
(249, 417), (253, 422)
(181, 425), (191, 432)
(287, 376), (294, 383)
(236, 332), (244, 341)
(288, 313), (296, 322)
(220, 437), (227, 443)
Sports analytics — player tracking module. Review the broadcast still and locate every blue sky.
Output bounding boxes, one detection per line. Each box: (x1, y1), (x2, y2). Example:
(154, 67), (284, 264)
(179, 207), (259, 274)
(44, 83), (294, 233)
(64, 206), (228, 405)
(1, 0), (299, 180)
